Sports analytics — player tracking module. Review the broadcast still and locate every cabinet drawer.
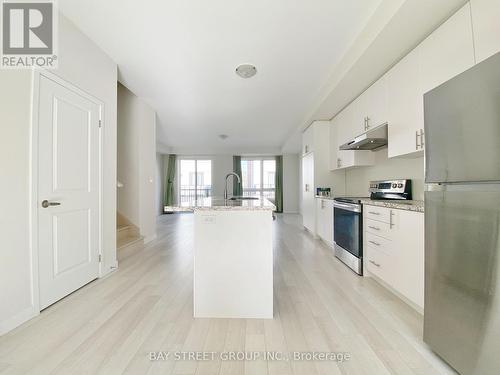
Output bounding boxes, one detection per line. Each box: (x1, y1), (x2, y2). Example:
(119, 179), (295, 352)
(365, 218), (395, 240)
(364, 205), (391, 223)
(365, 232), (392, 254)
(366, 247), (394, 284)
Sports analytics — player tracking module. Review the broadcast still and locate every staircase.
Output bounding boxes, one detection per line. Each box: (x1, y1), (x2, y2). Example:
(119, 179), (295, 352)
(117, 213), (143, 261)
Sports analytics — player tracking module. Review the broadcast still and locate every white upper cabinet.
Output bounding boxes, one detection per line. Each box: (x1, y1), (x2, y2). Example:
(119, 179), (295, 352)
(471, 0), (500, 63)
(387, 3), (474, 159)
(387, 47), (424, 158)
(330, 108), (374, 170)
(336, 102), (356, 144)
(419, 3), (475, 94)
(302, 125), (314, 155)
(355, 76), (388, 132)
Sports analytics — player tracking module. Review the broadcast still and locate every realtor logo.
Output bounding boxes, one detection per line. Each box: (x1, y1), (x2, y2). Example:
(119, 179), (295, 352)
(1, 0), (58, 68)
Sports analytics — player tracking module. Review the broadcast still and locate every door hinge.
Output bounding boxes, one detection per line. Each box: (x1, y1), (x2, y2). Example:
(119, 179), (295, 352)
(98, 254), (102, 262)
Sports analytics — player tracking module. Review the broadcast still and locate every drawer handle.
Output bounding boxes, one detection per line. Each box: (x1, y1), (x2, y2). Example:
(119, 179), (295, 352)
(368, 226), (380, 231)
(368, 211), (380, 215)
(369, 260), (381, 268)
(369, 240), (380, 246)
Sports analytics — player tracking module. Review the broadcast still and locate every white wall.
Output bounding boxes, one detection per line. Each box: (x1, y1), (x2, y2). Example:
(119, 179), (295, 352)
(345, 150), (425, 200)
(0, 13), (117, 335)
(283, 154), (300, 213)
(0, 70), (34, 334)
(117, 83), (157, 242)
(117, 84), (140, 226)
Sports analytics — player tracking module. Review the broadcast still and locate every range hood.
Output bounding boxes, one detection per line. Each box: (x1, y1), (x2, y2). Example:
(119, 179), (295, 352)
(339, 123), (388, 151)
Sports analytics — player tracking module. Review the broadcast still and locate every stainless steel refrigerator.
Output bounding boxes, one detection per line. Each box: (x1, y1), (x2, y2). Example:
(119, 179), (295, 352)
(424, 51), (500, 375)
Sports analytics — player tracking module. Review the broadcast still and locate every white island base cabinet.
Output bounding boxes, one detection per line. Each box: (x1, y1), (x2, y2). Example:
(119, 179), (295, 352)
(194, 209), (273, 319)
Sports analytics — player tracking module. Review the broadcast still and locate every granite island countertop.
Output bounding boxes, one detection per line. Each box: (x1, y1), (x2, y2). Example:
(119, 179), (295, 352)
(360, 199), (424, 213)
(165, 197), (276, 212)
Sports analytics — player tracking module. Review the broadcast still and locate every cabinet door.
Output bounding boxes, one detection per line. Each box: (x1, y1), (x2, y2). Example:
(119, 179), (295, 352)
(471, 0), (500, 63)
(301, 153), (315, 233)
(324, 199), (334, 246)
(387, 47), (424, 158)
(353, 92), (369, 135)
(365, 76), (388, 130)
(302, 125), (314, 155)
(420, 3), (475, 94)
(336, 104), (358, 144)
(395, 210), (424, 309)
(315, 199), (323, 239)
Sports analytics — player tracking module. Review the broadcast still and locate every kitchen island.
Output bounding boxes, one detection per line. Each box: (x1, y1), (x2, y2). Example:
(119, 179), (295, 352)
(166, 197), (275, 319)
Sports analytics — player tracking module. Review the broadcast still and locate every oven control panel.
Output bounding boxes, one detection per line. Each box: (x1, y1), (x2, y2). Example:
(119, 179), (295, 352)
(369, 179), (412, 199)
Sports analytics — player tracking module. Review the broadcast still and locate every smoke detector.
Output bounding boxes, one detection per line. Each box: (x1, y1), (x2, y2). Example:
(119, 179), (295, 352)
(218, 134), (228, 140)
(235, 64), (257, 78)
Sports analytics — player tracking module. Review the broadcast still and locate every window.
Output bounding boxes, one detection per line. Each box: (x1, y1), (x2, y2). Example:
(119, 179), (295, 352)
(241, 158), (276, 199)
(179, 159), (212, 203)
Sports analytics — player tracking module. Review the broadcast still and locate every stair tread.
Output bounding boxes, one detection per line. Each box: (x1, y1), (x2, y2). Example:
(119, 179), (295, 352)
(117, 224), (131, 232)
(117, 235), (143, 249)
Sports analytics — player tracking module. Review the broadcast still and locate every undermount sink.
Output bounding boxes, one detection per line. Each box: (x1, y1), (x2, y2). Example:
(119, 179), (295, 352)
(229, 196), (259, 200)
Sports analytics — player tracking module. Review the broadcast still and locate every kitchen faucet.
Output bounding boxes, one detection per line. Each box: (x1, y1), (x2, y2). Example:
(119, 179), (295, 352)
(224, 172), (241, 200)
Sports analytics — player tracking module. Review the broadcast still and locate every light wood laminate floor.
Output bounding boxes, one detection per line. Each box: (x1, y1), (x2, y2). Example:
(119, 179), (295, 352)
(0, 214), (456, 375)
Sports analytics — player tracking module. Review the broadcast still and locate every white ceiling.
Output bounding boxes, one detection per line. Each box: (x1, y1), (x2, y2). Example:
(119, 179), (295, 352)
(59, 0), (381, 153)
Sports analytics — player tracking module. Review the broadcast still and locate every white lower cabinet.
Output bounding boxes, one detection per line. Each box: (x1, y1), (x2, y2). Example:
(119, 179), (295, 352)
(315, 198), (334, 247)
(301, 152), (315, 233)
(364, 205), (424, 311)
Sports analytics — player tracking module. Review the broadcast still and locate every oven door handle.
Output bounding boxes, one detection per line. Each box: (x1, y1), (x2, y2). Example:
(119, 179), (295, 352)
(333, 201), (362, 213)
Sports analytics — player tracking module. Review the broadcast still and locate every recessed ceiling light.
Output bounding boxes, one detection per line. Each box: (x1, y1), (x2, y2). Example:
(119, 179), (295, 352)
(218, 134), (228, 140)
(236, 64), (257, 79)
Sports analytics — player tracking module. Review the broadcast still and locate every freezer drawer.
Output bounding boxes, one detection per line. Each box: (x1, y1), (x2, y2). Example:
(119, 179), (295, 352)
(424, 187), (500, 374)
(424, 51), (500, 183)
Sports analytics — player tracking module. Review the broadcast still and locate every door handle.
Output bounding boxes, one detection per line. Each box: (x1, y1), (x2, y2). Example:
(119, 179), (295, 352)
(415, 130), (420, 150)
(369, 260), (381, 267)
(41, 200), (61, 208)
(420, 129), (424, 148)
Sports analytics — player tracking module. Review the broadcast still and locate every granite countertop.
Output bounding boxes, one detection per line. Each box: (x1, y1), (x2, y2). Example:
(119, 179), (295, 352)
(165, 197), (276, 212)
(360, 199), (424, 213)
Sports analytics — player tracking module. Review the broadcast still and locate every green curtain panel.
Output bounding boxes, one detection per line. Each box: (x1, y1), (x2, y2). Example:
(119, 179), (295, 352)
(164, 154), (177, 209)
(275, 155), (283, 213)
(233, 155), (243, 196)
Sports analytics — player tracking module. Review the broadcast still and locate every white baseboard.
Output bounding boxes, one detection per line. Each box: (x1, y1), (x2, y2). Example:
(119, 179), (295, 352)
(0, 306), (39, 336)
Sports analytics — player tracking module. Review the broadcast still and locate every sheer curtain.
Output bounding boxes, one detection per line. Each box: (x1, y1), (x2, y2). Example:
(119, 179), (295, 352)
(164, 154), (177, 209)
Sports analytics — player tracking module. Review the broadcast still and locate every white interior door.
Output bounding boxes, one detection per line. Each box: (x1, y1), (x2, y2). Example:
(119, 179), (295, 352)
(37, 75), (101, 310)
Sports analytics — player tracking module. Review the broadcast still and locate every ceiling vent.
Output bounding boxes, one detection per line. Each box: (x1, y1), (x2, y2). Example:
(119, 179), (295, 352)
(235, 64), (257, 78)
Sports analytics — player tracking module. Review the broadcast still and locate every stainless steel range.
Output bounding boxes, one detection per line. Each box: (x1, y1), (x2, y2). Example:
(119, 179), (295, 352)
(333, 179), (412, 275)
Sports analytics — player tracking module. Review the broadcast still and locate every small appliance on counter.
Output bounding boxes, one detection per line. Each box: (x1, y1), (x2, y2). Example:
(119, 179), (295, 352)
(333, 179), (412, 275)
(316, 187), (331, 197)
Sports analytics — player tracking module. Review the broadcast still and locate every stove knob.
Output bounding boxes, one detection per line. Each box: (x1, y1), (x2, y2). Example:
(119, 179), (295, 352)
(392, 183), (397, 188)
(397, 183), (403, 188)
